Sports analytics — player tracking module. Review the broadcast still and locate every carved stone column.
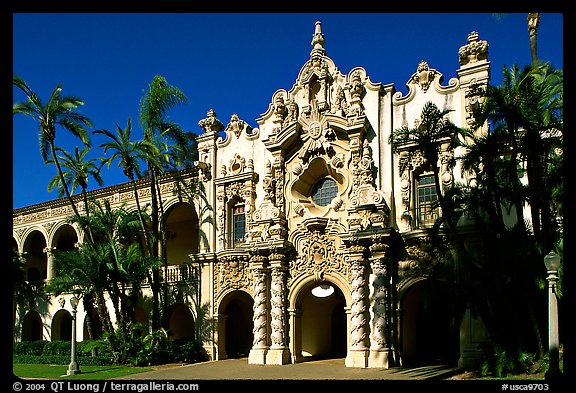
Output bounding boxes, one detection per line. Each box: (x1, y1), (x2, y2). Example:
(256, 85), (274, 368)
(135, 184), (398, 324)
(288, 307), (303, 364)
(248, 253), (269, 365)
(345, 245), (369, 367)
(369, 245), (393, 368)
(266, 252), (291, 364)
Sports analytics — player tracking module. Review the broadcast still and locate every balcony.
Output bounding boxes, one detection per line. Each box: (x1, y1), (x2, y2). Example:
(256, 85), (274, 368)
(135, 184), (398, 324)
(159, 264), (197, 284)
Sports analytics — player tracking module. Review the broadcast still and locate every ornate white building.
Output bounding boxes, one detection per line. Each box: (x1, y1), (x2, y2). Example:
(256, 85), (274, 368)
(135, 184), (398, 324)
(13, 21), (492, 369)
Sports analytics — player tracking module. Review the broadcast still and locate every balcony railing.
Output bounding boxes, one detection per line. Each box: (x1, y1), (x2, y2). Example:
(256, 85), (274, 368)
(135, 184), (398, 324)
(159, 264), (196, 284)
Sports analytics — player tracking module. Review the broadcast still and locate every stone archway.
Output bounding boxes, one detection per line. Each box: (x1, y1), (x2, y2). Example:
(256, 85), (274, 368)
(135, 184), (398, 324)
(217, 290), (254, 359)
(166, 303), (195, 341)
(22, 311), (43, 341)
(51, 309), (72, 341)
(289, 275), (349, 363)
(400, 278), (461, 366)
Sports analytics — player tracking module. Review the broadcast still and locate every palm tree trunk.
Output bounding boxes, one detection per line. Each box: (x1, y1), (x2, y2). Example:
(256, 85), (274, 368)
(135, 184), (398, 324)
(149, 165), (161, 331)
(154, 174), (170, 328)
(50, 140), (81, 220)
(528, 13), (540, 67)
(130, 179), (150, 253)
(82, 295), (97, 356)
(81, 189), (96, 245)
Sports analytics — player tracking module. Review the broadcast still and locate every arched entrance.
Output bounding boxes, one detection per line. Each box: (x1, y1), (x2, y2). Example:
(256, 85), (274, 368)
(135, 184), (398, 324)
(400, 279), (461, 365)
(293, 279), (347, 362)
(52, 309), (72, 340)
(218, 290), (253, 359)
(166, 303), (195, 340)
(22, 311), (43, 341)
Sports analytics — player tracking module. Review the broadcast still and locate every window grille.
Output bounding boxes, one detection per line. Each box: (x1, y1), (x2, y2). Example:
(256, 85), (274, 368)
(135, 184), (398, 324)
(311, 177), (338, 207)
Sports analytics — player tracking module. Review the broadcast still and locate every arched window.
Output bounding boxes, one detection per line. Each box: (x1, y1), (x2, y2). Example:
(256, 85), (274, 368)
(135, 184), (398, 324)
(311, 177), (338, 207)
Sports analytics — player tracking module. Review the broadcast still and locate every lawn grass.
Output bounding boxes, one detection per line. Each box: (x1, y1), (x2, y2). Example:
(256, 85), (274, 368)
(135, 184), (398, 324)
(13, 364), (153, 380)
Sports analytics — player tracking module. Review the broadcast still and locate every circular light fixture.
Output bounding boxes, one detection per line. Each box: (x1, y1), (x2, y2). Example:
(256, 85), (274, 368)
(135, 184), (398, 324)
(311, 283), (334, 298)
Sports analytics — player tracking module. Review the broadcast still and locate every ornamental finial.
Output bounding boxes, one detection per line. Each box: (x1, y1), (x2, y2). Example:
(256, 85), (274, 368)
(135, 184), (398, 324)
(310, 21), (325, 57)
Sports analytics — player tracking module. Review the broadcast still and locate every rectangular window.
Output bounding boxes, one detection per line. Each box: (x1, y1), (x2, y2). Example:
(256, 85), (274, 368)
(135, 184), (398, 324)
(416, 174), (439, 226)
(232, 204), (246, 246)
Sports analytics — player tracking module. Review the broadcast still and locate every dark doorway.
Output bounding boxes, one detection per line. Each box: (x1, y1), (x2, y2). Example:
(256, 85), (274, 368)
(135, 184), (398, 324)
(224, 291), (254, 358)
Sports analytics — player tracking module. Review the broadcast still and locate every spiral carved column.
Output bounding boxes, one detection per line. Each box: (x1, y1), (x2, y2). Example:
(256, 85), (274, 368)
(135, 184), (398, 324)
(345, 245), (369, 368)
(266, 252), (291, 364)
(369, 246), (393, 368)
(248, 254), (269, 365)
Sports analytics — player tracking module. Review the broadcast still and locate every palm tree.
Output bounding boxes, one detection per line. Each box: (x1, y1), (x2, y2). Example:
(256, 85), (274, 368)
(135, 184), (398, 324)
(475, 65), (530, 229)
(46, 146), (104, 244)
(13, 76), (92, 220)
(516, 63), (563, 253)
(95, 118), (159, 249)
(45, 242), (115, 338)
(138, 75), (188, 330)
(390, 101), (468, 246)
(70, 199), (142, 332)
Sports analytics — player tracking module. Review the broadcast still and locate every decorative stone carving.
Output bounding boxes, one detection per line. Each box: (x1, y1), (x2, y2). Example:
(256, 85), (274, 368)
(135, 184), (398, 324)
(215, 254), (251, 296)
(273, 156), (285, 211)
(332, 85), (349, 116)
(283, 99), (299, 128)
(348, 248), (368, 349)
(262, 160), (275, 203)
(347, 70), (365, 115)
(198, 108), (224, 134)
(269, 254), (288, 349)
(249, 254), (268, 350)
(370, 255), (389, 350)
(464, 79), (486, 129)
(458, 31), (488, 66)
(349, 139), (389, 215)
(412, 61), (436, 93)
(297, 110), (336, 164)
(292, 228), (346, 280)
(440, 146), (453, 188)
(228, 153), (246, 174)
(226, 113), (253, 139)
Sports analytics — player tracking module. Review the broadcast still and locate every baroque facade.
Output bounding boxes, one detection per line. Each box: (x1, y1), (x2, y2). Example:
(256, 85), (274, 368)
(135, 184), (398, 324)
(13, 22), (493, 369)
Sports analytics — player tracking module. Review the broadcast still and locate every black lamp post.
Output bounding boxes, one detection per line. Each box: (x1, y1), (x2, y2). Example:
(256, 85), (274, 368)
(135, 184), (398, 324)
(543, 251), (561, 380)
(66, 295), (81, 375)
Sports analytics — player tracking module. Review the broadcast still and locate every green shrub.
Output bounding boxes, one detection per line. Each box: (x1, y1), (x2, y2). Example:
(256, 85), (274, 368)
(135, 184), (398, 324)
(77, 339), (112, 357)
(13, 341), (48, 356)
(12, 355), (112, 366)
(42, 340), (71, 356)
(165, 339), (209, 364)
(480, 344), (539, 377)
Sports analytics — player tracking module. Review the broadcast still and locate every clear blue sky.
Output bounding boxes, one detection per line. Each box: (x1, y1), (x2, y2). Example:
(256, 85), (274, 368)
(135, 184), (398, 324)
(12, 12), (564, 209)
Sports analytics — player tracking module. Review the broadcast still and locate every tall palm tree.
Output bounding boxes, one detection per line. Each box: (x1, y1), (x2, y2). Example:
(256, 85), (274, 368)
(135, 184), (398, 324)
(13, 76), (92, 220)
(516, 63), (563, 253)
(475, 65), (530, 229)
(45, 242), (115, 338)
(70, 199), (142, 332)
(138, 75), (188, 330)
(95, 118), (159, 249)
(46, 146), (104, 244)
